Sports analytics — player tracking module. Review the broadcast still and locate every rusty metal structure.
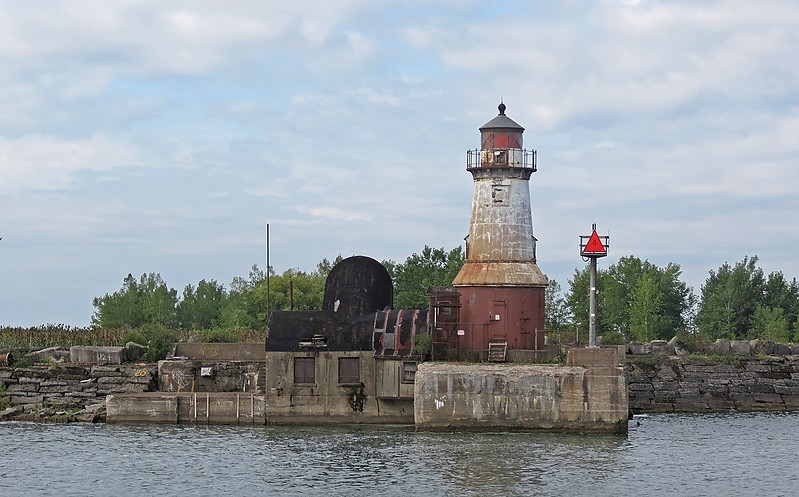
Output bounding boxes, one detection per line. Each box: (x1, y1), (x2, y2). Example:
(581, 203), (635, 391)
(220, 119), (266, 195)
(267, 255), (426, 357)
(452, 103), (548, 358)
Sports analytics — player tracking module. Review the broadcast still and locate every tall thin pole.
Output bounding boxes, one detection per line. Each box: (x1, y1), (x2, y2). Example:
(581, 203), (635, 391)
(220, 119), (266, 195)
(266, 223), (270, 330)
(589, 256), (597, 347)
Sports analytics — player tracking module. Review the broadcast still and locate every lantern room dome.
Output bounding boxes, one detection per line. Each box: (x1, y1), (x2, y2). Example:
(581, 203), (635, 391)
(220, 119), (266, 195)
(479, 102), (524, 132)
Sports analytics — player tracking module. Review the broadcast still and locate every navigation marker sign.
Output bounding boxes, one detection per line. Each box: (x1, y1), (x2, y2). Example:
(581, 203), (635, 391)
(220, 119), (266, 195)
(582, 230), (607, 256)
(579, 223), (610, 348)
(580, 224), (609, 258)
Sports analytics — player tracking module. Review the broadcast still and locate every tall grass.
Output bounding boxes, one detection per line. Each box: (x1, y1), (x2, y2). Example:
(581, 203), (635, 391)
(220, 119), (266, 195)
(0, 324), (264, 351)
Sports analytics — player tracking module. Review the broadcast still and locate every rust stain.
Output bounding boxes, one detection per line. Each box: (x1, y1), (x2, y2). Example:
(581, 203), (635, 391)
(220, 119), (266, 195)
(453, 261), (548, 287)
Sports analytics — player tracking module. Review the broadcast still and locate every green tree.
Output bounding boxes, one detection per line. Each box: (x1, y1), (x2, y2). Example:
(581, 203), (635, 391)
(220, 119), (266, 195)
(92, 273), (177, 329)
(566, 266), (615, 334)
(545, 279), (572, 331)
(220, 265), (267, 330)
(92, 273), (142, 328)
(750, 305), (790, 342)
(696, 256), (765, 339)
(385, 245), (465, 309)
(177, 279), (226, 330)
(762, 271), (799, 332)
(266, 267), (326, 311)
(137, 273), (178, 328)
(220, 262), (329, 330)
(629, 272), (663, 342)
(567, 256), (693, 341)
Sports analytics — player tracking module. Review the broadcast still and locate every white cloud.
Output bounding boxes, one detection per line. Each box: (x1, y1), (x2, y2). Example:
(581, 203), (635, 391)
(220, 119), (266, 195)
(1, 0), (798, 326)
(0, 134), (141, 194)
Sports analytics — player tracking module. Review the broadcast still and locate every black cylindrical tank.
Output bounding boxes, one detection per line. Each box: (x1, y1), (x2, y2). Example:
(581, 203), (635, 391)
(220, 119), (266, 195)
(322, 256), (393, 323)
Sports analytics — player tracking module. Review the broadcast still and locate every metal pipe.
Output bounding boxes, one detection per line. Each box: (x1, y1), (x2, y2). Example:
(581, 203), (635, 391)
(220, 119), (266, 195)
(0, 352), (14, 366)
(589, 256), (597, 347)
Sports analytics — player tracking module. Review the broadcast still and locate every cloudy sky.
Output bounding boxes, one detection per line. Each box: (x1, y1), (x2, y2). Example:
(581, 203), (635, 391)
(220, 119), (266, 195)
(1, 0), (798, 327)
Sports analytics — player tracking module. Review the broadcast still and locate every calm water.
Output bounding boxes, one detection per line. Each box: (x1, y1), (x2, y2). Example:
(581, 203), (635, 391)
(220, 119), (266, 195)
(1, 413), (797, 496)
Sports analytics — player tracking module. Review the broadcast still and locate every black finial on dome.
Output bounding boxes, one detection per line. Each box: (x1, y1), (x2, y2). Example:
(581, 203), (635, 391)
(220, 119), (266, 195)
(498, 101), (506, 115)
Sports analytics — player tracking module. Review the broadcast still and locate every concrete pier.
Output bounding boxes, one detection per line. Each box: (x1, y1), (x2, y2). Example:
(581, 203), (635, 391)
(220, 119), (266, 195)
(414, 348), (628, 433)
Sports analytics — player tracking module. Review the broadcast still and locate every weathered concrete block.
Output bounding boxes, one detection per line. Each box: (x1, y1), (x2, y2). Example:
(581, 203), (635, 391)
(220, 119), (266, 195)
(414, 361), (628, 433)
(730, 341), (751, 355)
(773, 344), (792, 356)
(713, 339), (731, 355)
(107, 393), (179, 423)
(30, 346), (71, 363)
(106, 392), (267, 424)
(568, 347), (621, 368)
(70, 346), (125, 365)
(627, 342), (650, 355)
(650, 340), (674, 355)
(172, 343), (265, 361)
(124, 342), (146, 362)
(750, 340), (776, 355)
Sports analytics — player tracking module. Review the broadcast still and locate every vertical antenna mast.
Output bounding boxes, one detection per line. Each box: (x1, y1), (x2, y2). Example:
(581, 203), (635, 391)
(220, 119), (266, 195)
(266, 223), (270, 329)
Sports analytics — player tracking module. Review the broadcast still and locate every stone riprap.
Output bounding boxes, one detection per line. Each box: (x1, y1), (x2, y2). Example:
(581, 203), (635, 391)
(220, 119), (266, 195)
(627, 355), (799, 413)
(0, 364), (156, 422)
(626, 338), (799, 357)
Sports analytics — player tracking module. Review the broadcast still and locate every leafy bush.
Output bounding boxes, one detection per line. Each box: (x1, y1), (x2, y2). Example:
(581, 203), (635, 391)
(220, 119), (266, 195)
(195, 329), (240, 343)
(674, 330), (712, 354)
(600, 330), (627, 345)
(412, 334), (432, 358)
(123, 325), (178, 362)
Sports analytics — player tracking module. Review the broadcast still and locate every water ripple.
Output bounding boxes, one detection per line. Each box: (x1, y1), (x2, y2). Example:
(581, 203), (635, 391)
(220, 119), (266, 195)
(2, 413), (798, 497)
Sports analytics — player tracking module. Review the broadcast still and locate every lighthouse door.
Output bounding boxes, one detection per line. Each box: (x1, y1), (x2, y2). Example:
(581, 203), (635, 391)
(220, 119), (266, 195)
(489, 300), (507, 340)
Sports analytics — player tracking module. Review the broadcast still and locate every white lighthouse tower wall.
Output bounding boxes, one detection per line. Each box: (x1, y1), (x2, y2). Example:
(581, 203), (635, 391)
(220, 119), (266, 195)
(468, 176), (534, 262)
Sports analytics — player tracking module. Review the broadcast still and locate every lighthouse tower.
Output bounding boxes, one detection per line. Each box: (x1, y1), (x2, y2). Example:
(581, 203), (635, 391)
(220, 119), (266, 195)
(452, 103), (548, 357)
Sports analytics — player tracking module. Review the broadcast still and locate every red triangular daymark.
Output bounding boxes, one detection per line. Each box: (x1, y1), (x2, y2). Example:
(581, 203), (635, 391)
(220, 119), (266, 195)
(583, 230), (606, 254)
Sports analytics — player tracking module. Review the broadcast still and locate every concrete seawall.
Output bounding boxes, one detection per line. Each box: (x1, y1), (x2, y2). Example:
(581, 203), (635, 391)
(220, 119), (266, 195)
(4, 354), (799, 424)
(106, 392), (266, 425)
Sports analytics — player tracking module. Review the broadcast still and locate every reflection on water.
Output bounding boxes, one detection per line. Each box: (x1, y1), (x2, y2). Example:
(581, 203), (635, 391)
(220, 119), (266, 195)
(1, 413), (797, 497)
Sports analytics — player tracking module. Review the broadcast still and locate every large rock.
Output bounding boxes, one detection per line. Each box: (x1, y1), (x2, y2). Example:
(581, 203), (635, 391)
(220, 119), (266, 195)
(750, 340), (776, 356)
(730, 340), (751, 356)
(668, 336), (689, 356)
(649, 340), (674, 355)
(627, 342), (650, 355)
(0, 405), (25, 420)
(713, 339), (731, 355)
(30, 346), (70, 363)
(773, 343), (792, 356)
(124, 342), (146, 362)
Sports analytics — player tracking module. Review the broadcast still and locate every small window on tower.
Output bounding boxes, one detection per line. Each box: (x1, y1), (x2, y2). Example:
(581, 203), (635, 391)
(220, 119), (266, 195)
(492, 185), (509, 205)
